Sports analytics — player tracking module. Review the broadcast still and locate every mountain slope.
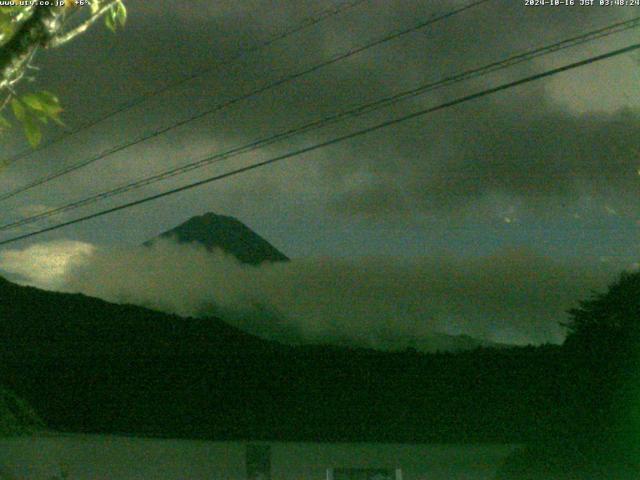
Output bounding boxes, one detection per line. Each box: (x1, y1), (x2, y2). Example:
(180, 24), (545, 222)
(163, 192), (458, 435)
(0, 275), (277, 357)
(146, 212), (288, 265)
(0, 275), (568, 443)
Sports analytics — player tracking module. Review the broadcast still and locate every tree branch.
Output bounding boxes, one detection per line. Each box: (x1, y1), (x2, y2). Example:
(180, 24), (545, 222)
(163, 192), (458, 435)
(0, 93), (11, 113)
(48, 1), (119, 48)
(0, 5), (66, 91)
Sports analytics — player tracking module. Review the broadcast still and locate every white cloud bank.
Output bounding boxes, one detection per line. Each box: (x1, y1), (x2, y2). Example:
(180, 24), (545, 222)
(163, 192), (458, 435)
(0, 239), (621, 350)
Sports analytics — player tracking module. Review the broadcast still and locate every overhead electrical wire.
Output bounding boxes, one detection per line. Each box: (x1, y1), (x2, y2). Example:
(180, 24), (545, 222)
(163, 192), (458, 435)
(0, 0), (492, 203)
(1, 16), (638, 232)
(0, 0), (371, 169)
(1, 40), (638, 246)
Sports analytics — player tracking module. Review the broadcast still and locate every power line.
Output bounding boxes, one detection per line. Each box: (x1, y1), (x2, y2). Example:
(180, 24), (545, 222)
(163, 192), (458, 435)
(2, 16), (638, 232)
(1, 40), (638, 246)
(0, 0), (492, 203)
(0, 0), (370, 170)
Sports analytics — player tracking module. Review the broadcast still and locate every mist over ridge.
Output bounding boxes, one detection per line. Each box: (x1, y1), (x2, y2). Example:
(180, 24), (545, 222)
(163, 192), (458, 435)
(0, 212), (621, 350)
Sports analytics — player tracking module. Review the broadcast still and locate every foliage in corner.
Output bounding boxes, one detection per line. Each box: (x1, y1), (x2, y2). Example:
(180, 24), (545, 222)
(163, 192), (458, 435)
(0, 1), (127, 147)
(103, 0), (127, 33)
(7, 91), (64, 147)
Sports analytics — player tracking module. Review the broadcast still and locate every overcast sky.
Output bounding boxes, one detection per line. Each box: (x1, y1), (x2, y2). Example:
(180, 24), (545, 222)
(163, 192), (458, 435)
(0, 0), (639, 346)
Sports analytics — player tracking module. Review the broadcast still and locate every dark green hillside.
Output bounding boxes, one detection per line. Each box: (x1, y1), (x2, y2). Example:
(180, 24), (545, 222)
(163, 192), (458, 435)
(0, 386), (44, 436)
(0, 276), (582, 444)
(0, 275), (274, 357)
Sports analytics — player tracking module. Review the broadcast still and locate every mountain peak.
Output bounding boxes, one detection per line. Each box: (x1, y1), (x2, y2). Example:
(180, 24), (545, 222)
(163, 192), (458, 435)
(195, 212), (235, 222)
(147, 212), (289, 265)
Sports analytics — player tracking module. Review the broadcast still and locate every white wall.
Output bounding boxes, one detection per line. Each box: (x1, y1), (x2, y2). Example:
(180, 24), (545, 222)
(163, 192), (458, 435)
(270, 442), (516, 480)
(0, 434), (517, 480)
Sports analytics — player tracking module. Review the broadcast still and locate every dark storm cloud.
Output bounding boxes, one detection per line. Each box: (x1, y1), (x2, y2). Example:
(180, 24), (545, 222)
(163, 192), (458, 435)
(2, 0), (638, 246)
(114, 0), (639, 221)
(331, 104), (640, 218)
(0, 1), (637, 348)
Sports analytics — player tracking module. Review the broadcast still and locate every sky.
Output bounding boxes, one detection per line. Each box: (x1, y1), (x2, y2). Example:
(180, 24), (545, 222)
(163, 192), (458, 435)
(0, 0), (639, 347)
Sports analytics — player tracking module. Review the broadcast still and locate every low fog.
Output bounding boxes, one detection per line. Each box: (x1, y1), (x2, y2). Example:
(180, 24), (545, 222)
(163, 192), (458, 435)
(0, 239), (623, 350)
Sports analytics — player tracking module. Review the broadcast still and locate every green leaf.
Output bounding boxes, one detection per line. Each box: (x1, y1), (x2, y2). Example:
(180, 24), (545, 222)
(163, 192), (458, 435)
(9, 91), (64, 146)
(0, 21), (15, 47)
(48, 111), (65, 127)
(19, 91), (64, 129)
(0, 115), (10, 130)
(21, 93), (44, 112)
(105, 9), (116, 33)
(104, 2), (126, 32)
(22, 115), (42, 147)
(3, 5), (30, 14)
(11, 98), (25, 122)
(36, 91), (60, 107)
(30, 108), (49, 124)
(0, 12), (11, 27)
(22, 91), (63, 116)
(115, 1), (126, 28)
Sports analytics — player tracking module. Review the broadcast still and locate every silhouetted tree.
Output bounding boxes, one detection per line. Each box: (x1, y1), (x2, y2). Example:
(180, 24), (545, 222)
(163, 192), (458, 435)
(497, 270), (640, 479)
(564, 270), (640, 355)
(564, 271), (640, 457)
